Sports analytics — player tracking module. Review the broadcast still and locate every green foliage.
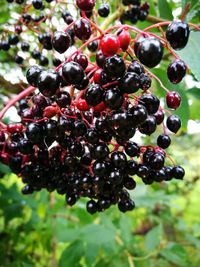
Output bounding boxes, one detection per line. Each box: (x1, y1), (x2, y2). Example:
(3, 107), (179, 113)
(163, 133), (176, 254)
(0, 0), (200, 267)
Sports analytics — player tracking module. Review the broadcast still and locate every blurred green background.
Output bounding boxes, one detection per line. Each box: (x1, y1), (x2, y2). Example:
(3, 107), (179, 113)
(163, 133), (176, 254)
(0, 0), (200, 266)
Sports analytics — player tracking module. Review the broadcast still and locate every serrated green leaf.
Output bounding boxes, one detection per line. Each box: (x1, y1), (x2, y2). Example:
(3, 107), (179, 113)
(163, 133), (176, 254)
(160, 242), (190, 267)
(58, 240), (84, 267)
(80, 224), (116, 245)
(144, 225), (162, 252)
(177, 32), (200, 81)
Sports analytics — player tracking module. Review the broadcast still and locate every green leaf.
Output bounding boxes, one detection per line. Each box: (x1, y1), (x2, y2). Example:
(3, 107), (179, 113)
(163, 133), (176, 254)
(119, 214), (132, 244)
(144, 225), (162, 252)
(59, 240), (84, 267)
(160, 242), (190, 267)
(80, 224), (116, 245)
(85, 243), (99, 267)
(177, 32), (200, 81)
(186, 88), (200, 100)
(158, 0), (173, 20)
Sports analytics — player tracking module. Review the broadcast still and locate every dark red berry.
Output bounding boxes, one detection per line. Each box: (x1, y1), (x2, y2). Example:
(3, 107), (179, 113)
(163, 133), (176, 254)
(76, 0), (96, 11)
(166, 91), (181, 110)
(74, 18), (92, 41)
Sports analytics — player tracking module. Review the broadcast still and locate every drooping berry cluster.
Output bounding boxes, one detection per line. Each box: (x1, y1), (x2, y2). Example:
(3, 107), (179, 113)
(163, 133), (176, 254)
(121, 1), (150, 24)
(0, 0), (193, 214)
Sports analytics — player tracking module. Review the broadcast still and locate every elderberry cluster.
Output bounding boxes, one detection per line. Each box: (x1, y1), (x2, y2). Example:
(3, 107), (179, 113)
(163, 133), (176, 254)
(0, 0), (190, 214)
(121, 1), (150, 24)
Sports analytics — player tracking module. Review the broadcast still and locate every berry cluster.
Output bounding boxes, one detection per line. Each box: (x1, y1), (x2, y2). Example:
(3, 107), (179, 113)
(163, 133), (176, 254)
(121, 1), (150, 24)
(0, 0), (193, 214)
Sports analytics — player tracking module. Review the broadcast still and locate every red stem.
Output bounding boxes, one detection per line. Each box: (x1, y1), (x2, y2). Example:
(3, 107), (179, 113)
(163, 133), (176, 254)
(0, 86), (35, 120)
(181, 3), (191, 21)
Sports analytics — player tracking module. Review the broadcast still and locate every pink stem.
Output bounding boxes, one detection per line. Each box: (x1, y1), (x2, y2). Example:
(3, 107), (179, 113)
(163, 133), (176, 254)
(0, 86), (35, 120)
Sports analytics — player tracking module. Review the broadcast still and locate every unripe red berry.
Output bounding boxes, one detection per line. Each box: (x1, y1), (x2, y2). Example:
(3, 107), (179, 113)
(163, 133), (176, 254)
(76, 98), (90, 111)
(93, 69), (103, 84)
(118, 30), (131, 51)
(99, 34), (120, 57)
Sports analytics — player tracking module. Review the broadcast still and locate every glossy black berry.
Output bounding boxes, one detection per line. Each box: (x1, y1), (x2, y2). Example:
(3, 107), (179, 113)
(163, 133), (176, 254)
(104, 55), (126, 78)
(96, 50), (105, 68)
(125, 142), (140, 157)
(86, 200), (97, 214)
(167, 59), (187, 84)
(32, 0), (44, 10)
(120, 72), (140, 93)
(21, 42), (30, 52)
(37, 70), (61, 97)
(26, 123), (44, 143)
(85, 84), (103, 106)
(39, 55), (49, 66)
(127, 60), (145, 75)
(52, 31), (71, 54)
(87, 40), (98, 52)
(104, 88), (123, 110)
(166, 115), (181, 133)
(8, 35), (19, 45)
(140, 73), (152, 90)
(166, 20), (190, 50)
(134, 37), (163, 68)
(62, 61), (84, 85)
(98, 3), (110, 17)
(26, 65), (42, 87)
(73, 53), (88, 70)
(15, 55), (23, 64)
(149, 152), (165, 170)
(92, 160), (108, 177)
(111, 151), (127, 169)
(139, 115), (157, 135)
(172, 166), (185, 180)
(157, 134), (171, 149)
(139, 94), (160, 114)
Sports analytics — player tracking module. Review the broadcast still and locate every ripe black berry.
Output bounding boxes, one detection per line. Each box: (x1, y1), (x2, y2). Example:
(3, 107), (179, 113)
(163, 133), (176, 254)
(167, 59), (187, 84)
(104, 88), (123, 110)
(157, 134), (171, 149)
(166, 20), (190, 50)
(134, 37), (163, 68)
(172, 166), (185, 179)
(26, 65), (42, 87)
(166, 115), (181, 133)
(98, 3), (110, 17)
(62, 61), (84, 85)
(52, 31), (71, 54)
(37, 70), (61, 97)
(104, 55), (126, 78)
(85, 84), (103, 106)
(120, 72), (140, 93)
